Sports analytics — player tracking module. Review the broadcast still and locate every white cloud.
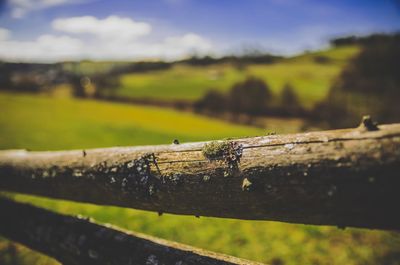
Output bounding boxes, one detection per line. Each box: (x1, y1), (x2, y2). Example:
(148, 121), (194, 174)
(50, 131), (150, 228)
(52, 16), (152, 41)
(0, 28), (10, 40)
(9, 0), (82, 18)
(159, 33), (212, 58)
(165, 33), (212, 51)
(0, 33), (84, 61)
(0, 16), (213, 62)
(73, 32), (212, 61)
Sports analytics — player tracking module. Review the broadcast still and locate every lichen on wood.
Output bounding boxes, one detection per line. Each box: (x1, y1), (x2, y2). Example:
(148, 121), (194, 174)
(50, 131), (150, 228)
(1, 123), (400, 230)
(202, 140), (243, 177)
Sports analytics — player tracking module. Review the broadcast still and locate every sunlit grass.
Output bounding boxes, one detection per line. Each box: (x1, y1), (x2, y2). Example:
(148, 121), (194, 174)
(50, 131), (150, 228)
(116, 45), (360, 108)
(118, 63), (245, 101)
(0, 92), (263, 151)
(309, 45), (361, 62)
(247, 61), (340, 108)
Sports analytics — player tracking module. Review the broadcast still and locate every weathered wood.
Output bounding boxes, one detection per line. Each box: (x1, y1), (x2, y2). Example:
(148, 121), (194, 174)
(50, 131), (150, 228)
(1, 122), (400, 230)
(0, 197), (261, 265)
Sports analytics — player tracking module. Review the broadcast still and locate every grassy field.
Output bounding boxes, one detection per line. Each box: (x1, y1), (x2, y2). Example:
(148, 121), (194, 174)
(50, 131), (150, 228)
(1, 91), (400, 265)
(0, 92), (263, 151)
(116, 45), (360, 108)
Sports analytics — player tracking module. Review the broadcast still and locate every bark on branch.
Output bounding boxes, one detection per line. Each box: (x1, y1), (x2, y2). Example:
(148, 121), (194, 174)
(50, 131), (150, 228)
(0, 197), (260, 265)
(1, 122), (400, 230)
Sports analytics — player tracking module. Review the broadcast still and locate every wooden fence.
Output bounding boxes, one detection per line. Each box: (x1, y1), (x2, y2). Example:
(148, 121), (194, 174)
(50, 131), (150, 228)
(1, 117), (400, 264)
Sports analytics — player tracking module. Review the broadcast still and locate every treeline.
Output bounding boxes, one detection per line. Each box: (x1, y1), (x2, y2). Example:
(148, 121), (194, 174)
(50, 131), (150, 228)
(0, 62), (64, 92)
(194, 77), (305, 117)
(106, 61), (171, 75)
(178, 54), (282, 66)
(0, 62), (121, 98)
(0, 52), (283, 98)
(317, 32), (400, 128)
(330, 32), (400, 47)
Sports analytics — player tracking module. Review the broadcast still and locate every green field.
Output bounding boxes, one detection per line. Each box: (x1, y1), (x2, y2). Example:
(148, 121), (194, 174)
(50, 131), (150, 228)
(116, 46), (360, 108)
(0, 92), (263, 151)
(1, 92), (399, 265)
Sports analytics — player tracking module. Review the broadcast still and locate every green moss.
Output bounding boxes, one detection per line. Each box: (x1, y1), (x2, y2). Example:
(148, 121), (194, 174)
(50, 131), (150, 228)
(202, 140), (244, 177)
(202, 141), (230, 160)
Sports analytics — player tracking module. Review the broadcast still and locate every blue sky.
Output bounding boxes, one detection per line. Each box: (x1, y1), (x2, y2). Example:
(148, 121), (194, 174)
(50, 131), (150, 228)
(0, 0), (399, 62)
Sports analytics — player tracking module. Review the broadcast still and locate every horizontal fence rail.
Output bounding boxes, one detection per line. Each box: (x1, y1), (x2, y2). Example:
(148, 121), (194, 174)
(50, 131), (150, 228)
(1, 120), (400, 230)
(0, 197), (262, 265)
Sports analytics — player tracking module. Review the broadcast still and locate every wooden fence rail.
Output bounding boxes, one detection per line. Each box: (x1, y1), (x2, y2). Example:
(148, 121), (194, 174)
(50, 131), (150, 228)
(1, 118), (400, 230)
(0, 197), (261, 265)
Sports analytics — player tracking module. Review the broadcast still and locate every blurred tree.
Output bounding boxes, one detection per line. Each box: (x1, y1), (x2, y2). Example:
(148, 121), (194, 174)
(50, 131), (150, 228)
(281, 83), (299, 106)
(317, 33), (400, 128)
(229, 76), (272, 115)
(93, 74), (121, 98)
(69, 74), (86, 98)
(0, 63), (12, 90)
(194, 89), (226, 113)
(313, 55), (331, 64)
(280, 83), (302, 115)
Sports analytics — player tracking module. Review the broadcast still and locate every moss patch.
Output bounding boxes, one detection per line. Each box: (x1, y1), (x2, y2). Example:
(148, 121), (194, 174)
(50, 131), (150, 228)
(202, 141), (231, 160)
(202, 140), (243, 177)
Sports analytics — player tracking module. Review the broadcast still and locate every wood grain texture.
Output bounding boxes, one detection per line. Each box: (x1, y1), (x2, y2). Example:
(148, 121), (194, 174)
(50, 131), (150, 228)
(0, 197), (261, 265)
(1, 122), (400, 230)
